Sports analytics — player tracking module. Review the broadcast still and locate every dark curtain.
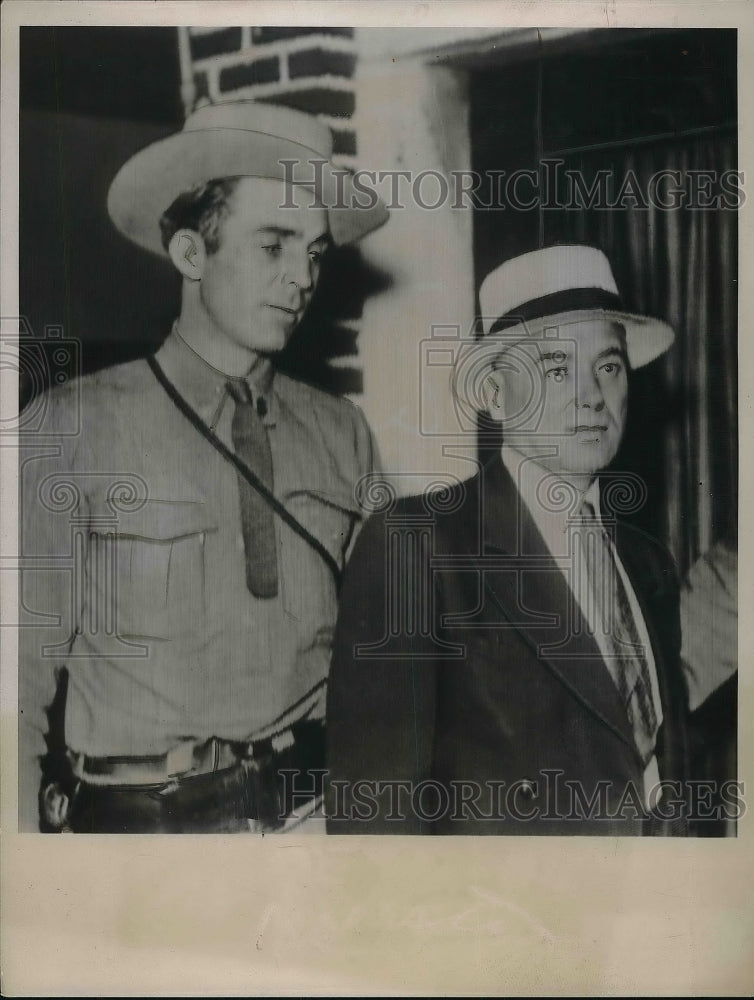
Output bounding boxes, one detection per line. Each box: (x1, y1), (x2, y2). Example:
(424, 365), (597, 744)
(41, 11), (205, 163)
(545, 134), (737, 577)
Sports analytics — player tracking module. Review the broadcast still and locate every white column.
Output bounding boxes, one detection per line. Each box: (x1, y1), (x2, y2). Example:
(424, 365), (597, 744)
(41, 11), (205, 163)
(352, 51), (479, 493)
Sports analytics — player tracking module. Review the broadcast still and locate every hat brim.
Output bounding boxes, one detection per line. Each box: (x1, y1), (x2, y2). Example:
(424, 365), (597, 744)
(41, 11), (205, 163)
(107, 128), (389, 256)
(490, 307), (675, 369)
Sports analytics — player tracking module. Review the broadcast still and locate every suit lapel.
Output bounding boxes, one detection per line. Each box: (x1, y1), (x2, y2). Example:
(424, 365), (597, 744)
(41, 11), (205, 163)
(474, 456), (641, 759)
(613, 520), (687, 784)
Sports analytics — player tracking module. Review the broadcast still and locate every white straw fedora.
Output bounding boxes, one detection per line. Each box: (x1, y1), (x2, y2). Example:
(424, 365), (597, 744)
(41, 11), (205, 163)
(107, 100), (389, 256)
(479, 244), (674, 369)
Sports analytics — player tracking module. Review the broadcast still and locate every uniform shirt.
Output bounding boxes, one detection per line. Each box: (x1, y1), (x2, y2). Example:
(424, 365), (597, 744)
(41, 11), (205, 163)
(19, 328), (378, 830)
(500, 446), (663, 802)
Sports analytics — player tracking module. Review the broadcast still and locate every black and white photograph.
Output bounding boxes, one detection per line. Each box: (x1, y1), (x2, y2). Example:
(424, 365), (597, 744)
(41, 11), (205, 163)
(1, 1), (751, 995)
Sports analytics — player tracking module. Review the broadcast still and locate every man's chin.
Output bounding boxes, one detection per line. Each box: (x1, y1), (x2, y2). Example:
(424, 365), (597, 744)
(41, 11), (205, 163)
(241, 325), (294, 355)
(560, 445), (617, 477)
(513, 439), (615, 475)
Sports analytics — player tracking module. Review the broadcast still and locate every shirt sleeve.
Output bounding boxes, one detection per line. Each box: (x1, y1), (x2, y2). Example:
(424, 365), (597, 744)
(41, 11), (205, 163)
(353, 400), (381, 478)
(18, 389), (88, 831)
(680, 542), (737, 712)
(346, 402), (383, 562)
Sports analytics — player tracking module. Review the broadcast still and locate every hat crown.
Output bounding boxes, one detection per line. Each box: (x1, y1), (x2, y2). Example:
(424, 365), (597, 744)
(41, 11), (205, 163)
(476, 243), (674, 369)
(107, 99), (388, 255)
(184, 100), (333, 159)
(480, 245), (619, 334)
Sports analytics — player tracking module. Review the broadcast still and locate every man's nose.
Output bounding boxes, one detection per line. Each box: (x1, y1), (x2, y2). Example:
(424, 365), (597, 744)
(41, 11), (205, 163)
(283, 253), (314, 292)
(576, 371), (605, 410)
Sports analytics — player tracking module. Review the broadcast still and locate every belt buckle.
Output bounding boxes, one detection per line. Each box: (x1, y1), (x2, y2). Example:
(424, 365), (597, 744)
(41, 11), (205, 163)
(166, 741), (196, 777)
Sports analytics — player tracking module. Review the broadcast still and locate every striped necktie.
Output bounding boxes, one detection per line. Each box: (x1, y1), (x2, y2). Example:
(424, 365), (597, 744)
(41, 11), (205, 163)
(226, 379), (278, 599)
(576, 499), (658, 765)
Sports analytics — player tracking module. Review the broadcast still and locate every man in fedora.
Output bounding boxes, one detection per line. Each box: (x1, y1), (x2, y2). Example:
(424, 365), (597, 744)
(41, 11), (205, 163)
(326, 244), (692, 835)
(19, 100), (387, 832)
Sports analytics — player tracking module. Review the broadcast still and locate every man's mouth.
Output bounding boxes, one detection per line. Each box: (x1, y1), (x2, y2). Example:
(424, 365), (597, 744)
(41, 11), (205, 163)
(267, 304), (298, 316)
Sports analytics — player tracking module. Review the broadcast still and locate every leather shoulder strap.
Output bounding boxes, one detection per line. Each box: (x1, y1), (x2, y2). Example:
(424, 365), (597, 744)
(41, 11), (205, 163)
(147, 355), (342, 593)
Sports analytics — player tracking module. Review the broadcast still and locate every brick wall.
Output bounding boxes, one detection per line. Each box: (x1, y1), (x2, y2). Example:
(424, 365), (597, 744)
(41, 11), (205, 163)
(178, 26), (358, 168)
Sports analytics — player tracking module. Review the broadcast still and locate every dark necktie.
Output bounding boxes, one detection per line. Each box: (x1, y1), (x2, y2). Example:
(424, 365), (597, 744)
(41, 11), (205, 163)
(226, 379), (278, 598)
(576, 499), (658, 766)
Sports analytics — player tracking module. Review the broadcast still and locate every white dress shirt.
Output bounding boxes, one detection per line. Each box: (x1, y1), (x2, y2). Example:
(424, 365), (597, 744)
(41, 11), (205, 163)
(501, 446), (663, 804)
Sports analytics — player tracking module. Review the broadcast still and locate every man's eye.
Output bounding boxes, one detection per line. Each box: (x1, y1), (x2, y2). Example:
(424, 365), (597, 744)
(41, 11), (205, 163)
(600, 362), (623, 376)
(545, 367), (568, 383)
(261, 244), (282, 256)
(308, 249), (323, 263)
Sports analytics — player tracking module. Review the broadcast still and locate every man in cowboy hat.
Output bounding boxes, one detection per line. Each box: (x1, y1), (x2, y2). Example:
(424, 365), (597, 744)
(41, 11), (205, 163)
(19, 100), (387, 832)
(326, 244), (692, 835)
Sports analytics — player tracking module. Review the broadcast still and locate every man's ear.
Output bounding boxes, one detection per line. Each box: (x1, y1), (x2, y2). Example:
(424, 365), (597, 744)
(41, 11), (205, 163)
(483, 369), (505, 422)
(168, 229), (207, 280)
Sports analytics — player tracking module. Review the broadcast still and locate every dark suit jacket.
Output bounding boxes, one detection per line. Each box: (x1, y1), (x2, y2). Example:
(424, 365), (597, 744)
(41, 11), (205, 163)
(326, 456), (690, 835)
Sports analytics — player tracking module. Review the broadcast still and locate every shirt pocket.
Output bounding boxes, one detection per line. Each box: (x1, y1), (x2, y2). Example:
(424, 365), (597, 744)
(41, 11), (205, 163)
(90, 499), (217, 640)
(279, 490), (361, 629)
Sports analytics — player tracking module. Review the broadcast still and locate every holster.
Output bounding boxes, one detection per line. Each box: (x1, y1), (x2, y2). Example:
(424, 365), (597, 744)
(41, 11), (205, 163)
(38, 667), (79, 832)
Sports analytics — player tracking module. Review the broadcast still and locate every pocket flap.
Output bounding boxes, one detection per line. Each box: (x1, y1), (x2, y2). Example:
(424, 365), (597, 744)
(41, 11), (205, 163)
(97, 499), (217, 541)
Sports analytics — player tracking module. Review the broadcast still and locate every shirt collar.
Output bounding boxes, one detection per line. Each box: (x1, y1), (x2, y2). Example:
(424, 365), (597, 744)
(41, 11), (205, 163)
(153, 324), (277, 428)
(500, 445), (601, 542)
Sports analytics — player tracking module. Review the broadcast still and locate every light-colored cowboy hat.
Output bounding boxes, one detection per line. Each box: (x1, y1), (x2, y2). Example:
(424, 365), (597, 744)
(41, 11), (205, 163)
(107, 100), (389, 256)
(479, 244), (674, 369)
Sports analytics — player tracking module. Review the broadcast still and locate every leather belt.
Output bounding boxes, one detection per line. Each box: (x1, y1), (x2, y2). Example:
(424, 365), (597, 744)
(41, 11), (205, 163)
(68, 730), (298, 787)
(40, 720), (326, 832)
